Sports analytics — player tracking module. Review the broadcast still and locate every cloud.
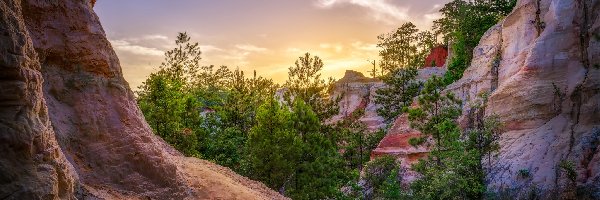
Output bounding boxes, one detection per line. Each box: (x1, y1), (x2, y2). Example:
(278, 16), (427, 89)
(200, 45), (224, 53)
(424, 13), (442, 21)
(235, 44), (268, 52)
(319, 43), (344, 52)
(286, 47), (303, 54)
(120, 34), (170, 43)
(315, 0), (409, 24)
(351, 41), (378, 52)
(141, 34), (169, 41)
(109, 40), (164, 56)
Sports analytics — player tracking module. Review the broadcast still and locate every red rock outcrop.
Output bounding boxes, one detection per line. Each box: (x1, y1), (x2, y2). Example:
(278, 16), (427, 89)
(370, 113), (428, 163)
(370, 110), (430, 183)
(423, 46), (448, 68)
(445, 0), (600, 196)
(1, 0), (285, 199)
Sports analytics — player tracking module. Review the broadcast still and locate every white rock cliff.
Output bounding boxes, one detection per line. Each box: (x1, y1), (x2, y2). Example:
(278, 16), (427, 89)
(446, 0), (600, 196)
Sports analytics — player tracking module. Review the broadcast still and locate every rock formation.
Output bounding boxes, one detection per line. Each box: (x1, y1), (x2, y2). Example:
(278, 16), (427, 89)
(0, 1), (79, 198)
(0, 0), (285, 199)
(423, 45), (448, 68)
(445, 0), (600, 197)
(330, 68), (446, 131)
(370, 113), (428, 184)
(330, 70), (385, 130)
(355, 0), (599, 197)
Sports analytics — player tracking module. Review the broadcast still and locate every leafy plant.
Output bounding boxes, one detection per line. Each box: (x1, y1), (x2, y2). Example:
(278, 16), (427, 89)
(408, 137), (426, 147)
(518, 169), (530, 178)
(559, 160), (577, 182)
(374, 67), (421, 123)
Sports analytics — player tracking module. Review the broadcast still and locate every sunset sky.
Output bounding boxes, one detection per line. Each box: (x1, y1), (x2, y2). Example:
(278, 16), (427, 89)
(95, 0), (450, 89)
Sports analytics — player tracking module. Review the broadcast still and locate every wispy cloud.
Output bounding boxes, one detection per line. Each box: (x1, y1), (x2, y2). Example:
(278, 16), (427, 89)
(315, 0), (409, 24)
(200, 45), (224, 53)
(109, 40), (164, 56)
(319, 43), (344, 53)
(351, 41), (378, 52)
(141, 34), (169, 41)
(235, 44), (268, 52)
(424, 13), (441, 21)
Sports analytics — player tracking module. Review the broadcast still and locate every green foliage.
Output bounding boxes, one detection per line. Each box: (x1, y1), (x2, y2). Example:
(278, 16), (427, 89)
(284, 53), (339, 121)
(410, 119), (485, 200)
(435, 0), (516, 84)
(136, 32), (202, 157)
(203, 127), (246, 169)
(245, 99), (301, 189)
(405, 75), (504, 199)
(377, 22), (437, 72)
(335, 109), (386, 171)
(377, 168), (407, 199)
(467, 114), (502, 166)
(407, 75), (462, 146)
(408, 136), (427, 147)
(374, 67), (421, 123)
(364, 155), (398, 190)
(559, 160), (577, 182)
(518, 169), (530, 178)
(443, 33), (468, 85)
(244, 99), (347, 199)
(137, 33), (277, 170)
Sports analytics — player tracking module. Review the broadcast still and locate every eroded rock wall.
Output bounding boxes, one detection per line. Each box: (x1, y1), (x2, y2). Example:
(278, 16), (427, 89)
(0, 0), (78, 198)
(22, 1), (187, 197)
(330, 68), (446, 131)
(446, 0), (600, 196)
(1, 0), (285, 199)
(330, 70), (386, 130)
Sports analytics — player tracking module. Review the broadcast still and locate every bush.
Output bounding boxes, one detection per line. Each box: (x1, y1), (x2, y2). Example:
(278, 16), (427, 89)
(559, 160), (577, 182)
(518, 169), (530, 178)
(364, 155), (398, 190)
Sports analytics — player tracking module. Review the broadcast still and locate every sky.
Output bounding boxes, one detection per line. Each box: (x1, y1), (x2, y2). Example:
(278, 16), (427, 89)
(95, 0), (450, 89)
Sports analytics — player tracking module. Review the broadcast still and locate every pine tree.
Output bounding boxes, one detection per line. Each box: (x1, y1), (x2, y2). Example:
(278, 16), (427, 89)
(284, 52), (338, 121)
(374, 67), (421, 123)
(244, 99), (301, 190)
(407, 75), (461, 147)
(406, 76), (490, 199)
(378, 168), (405, 199)
(136, 32), (202, 157)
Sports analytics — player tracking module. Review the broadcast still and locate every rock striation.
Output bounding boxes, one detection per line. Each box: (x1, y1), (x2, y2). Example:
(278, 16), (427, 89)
(0, 0), (285, 199)
(330, 68), (446, 131)
(0, 1), (78, 198)
(445, 0), (600, 196)
(330, 70), (385, 130)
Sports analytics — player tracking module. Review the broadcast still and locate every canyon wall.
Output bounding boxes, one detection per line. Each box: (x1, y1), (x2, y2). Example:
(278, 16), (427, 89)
(0, 1), (78, 198)
(330, 70), (386, 130)
(330, 68), (446, 131)
(0, 0), (285, 199)
(446, 0), (600, 196)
